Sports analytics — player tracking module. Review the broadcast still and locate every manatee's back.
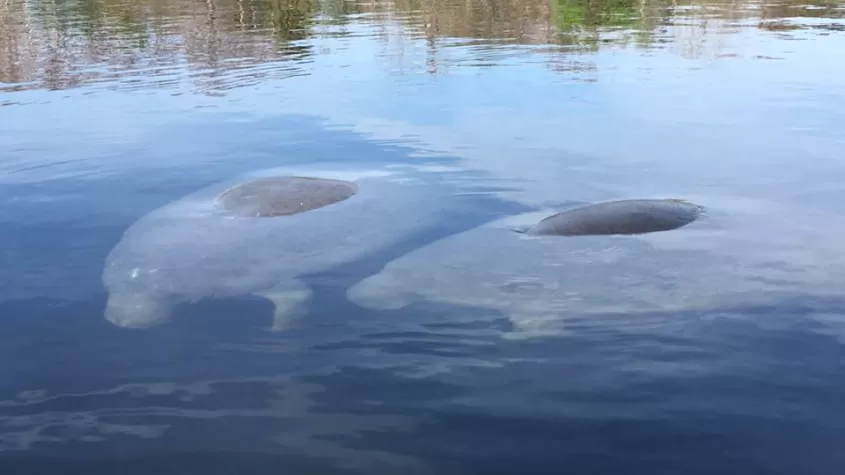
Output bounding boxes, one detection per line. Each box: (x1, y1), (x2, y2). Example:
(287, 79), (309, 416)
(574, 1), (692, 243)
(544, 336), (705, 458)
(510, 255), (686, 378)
(234, 174), (459, 281)
(528, 199), (702, 236)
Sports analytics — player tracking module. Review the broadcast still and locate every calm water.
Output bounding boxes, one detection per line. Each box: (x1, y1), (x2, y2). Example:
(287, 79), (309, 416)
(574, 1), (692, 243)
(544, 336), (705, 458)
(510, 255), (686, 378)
(3, 0), (845, 473)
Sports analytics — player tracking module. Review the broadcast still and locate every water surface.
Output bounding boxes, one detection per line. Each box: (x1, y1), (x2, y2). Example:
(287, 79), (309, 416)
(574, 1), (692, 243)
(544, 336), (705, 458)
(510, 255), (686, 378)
(2, 0), (845, 473)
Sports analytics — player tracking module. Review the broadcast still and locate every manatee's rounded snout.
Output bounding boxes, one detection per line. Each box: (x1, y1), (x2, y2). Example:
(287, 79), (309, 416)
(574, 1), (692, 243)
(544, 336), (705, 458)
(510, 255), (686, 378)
(104, 292), (171, 329)
(346, 277), (416, 311)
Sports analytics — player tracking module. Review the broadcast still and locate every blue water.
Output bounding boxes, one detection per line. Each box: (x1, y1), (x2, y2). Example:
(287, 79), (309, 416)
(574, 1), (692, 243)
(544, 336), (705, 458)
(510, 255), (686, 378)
(3, 0), (845, 473)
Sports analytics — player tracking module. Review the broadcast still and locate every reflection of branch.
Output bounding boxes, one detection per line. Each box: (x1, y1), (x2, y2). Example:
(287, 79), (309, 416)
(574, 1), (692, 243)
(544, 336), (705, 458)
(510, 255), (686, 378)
(426, 35), (437, 75)
(205, 0), (218, 66)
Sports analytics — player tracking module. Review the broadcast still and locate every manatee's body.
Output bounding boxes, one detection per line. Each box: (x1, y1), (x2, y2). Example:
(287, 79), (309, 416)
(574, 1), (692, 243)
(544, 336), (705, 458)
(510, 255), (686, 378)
(520, 199), (702, 236)
(347, 201), (845, 339)
(102, 165), (469, 330)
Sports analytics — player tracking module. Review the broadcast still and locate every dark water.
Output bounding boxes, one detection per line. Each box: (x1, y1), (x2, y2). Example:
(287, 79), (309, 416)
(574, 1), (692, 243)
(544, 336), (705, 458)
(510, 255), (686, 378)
(3, 0), (845, 473)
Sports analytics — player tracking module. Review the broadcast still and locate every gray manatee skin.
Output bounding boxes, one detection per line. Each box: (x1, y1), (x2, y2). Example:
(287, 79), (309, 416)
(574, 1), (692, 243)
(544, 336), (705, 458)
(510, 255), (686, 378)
(520, 199), (703, 236)
(217, 176), (358, 217)
(102, 165), (468, 331)
(346, 220), (694, 339)
(346, 203), (839, 340)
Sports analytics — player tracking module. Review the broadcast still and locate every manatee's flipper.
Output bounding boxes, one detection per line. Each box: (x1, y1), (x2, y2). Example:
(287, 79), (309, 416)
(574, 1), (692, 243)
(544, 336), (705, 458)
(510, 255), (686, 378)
(346, 275), (418, 311)
(256, 281), (313, 331)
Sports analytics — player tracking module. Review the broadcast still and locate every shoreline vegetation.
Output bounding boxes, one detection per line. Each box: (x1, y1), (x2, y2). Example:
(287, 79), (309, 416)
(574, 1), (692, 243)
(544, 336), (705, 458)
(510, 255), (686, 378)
(2, 0), (843, 94)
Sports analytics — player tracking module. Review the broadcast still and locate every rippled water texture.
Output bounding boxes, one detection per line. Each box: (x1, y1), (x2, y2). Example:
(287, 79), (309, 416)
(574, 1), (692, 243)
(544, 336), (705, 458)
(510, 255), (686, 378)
(2, 0), (845, 474)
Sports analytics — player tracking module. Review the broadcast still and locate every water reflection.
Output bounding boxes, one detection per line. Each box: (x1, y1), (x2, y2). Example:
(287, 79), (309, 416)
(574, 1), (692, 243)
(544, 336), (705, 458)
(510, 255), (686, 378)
(3, 0), (845, 471)
(2, 0), (843, 94)
(0, 0), (320, 93)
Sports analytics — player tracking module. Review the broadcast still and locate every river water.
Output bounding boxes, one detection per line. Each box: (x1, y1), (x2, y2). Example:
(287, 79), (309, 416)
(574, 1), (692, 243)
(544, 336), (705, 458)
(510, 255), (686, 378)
(2, 0), (845, 473)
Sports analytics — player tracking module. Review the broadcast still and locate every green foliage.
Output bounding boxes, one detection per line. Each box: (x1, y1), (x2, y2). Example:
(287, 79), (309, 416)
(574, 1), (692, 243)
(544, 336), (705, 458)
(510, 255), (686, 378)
(553, 0), (640, 30)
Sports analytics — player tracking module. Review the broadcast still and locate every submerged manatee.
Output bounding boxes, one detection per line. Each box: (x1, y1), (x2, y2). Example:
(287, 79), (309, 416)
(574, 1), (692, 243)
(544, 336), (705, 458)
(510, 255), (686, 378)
(515, 199), (703, 236)
(102, 165), (470, 331)
(347, 201), (842, 339)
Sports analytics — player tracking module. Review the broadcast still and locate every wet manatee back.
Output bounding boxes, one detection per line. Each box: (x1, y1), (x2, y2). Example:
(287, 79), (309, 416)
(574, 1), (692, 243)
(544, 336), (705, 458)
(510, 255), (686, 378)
(216, 176), (358, 217)
(526, 199), (702, 236)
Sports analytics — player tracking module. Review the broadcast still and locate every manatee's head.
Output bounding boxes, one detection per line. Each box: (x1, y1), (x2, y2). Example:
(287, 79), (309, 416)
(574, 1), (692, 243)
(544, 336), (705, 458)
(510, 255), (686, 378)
(346, 274), (418, 311)
(105, 290), (172, 329)
(103, 263), (177, 329)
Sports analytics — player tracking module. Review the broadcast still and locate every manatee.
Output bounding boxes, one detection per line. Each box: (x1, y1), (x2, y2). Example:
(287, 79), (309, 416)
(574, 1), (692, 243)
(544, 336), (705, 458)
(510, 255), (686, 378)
(102, 165), (472, 331)
(514, 198), (703, 236)
(347, 201), (845, 339)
